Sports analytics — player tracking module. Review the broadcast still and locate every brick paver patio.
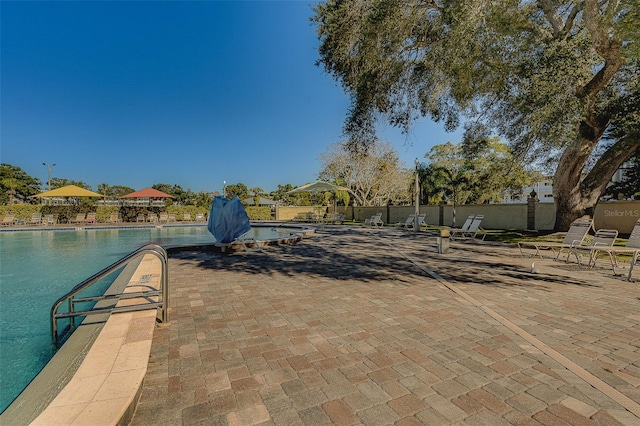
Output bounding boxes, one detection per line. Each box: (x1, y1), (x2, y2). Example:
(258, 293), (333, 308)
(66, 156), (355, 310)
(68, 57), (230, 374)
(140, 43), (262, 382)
(130, 226), (639, 425)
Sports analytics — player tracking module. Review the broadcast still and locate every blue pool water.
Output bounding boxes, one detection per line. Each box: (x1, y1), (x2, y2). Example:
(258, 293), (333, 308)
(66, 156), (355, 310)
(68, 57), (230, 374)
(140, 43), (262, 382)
(0, 225), (300, 412)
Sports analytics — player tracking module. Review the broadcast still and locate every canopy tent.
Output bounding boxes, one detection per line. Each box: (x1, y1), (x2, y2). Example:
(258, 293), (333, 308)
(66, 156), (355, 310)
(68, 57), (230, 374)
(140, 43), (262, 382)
(121, 188), (174, 199)
(33, 185), (102, 198)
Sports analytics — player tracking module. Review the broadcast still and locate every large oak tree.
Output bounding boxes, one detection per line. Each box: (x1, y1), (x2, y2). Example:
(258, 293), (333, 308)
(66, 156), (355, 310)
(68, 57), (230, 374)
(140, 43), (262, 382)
(313, 0), (640, 230)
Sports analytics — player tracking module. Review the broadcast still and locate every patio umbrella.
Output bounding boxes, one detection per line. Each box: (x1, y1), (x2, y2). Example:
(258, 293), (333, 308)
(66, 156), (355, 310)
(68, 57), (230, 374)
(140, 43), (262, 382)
(287, 181), (351, 213)
(287, 181), (351, 194)
(33, 185), (102, 198)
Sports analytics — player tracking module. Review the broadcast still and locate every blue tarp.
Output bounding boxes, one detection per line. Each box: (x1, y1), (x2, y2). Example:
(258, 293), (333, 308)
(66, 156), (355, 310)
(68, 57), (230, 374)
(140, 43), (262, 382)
(207, 196), (251, 243)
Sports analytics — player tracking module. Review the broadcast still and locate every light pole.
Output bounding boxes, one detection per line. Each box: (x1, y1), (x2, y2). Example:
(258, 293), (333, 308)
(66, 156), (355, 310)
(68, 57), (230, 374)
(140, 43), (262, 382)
(42, 162), (56, 190)
(223, 180), (226, 198)
(414, 158), (420, 232)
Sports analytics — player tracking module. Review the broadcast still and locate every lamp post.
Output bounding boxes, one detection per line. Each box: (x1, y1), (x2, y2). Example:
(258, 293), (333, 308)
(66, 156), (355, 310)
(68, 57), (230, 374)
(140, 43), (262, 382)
(223, 180), (226, 198)
(414, 158), (420, 232)
(42, 162), (56, 190)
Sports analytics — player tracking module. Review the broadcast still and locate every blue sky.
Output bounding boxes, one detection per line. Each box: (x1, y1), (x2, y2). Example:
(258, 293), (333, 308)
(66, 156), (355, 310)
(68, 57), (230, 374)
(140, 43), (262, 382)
(1, 0), (463, 194)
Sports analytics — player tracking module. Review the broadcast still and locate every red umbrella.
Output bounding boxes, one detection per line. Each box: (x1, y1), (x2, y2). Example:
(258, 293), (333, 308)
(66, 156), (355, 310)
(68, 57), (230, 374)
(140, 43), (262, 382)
(121, 188), (174, 199)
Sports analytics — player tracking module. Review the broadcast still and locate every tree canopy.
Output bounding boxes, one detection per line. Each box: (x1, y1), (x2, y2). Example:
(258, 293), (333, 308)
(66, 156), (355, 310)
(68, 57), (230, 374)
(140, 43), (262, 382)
(0, 164), (41, 205)
(319, 140), (410, 206)
(314, 0), (640, 229)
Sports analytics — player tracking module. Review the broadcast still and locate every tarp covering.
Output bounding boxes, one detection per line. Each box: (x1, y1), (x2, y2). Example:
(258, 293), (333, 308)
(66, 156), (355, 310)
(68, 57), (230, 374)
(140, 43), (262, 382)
(207, 196), (251, 243)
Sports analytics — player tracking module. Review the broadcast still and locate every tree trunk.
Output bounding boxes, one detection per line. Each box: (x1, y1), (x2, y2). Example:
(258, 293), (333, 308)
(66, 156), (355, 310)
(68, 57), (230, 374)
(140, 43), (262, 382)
(553, 120), (640, 231)
(553, 121), (603, 231)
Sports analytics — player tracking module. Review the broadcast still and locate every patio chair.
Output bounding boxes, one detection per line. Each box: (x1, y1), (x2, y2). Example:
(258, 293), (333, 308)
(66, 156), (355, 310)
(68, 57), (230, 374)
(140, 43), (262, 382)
(27, 212), (43, 226)
(168, 214), (176, 222)
(518, 219), (593, 260)
(195, 212), (205, 222)
(566, 229), (619, 267)
(137, 213), (146, 222)
(147, 213), (158, 223)
(183, 212), (192, 222)
(364, 213), (383, 227)
(159, 212), (169, 223)
(588, 218), (640, 281)
(450, 215), (485, 240)
(84, 212), (97, 224)
(1, 213), (16, 227)
(70, 213), (86, 224)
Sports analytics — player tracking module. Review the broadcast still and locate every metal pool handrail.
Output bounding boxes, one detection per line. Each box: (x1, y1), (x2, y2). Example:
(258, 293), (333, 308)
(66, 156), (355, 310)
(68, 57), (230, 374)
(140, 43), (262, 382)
(50, 244), (169, 348)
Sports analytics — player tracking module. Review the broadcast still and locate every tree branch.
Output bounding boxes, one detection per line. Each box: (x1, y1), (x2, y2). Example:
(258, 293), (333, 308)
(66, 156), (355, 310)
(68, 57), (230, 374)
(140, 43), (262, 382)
(582, 132), (640, 199)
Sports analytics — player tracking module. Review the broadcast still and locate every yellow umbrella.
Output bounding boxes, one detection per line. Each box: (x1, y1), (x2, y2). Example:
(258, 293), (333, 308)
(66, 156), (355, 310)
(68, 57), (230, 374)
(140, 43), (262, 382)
(33, 185), (102, 198)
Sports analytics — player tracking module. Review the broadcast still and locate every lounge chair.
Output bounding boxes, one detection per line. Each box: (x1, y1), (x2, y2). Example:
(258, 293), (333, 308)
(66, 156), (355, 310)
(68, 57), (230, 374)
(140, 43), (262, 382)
(394, 214), (415, 228)
(195, 212), (205, 222)
(168, 214), (176, 222)
(450, 215), (485, 240)
(44, 214), (58, 226)
(159, 213), (169, 223)
(137, 213), (146, 222)
(70, 213), (86, 224)
(518, 219), (593, 260)
(147, 213), (158, 223)
(449, 215), (475, 235)
(84, 212), (97, 224)
(183, 213), (192, 222)
(567, 229), (619, 267)
(27, 212), (43, 226)
(108, 213), (122, 224)
(1, 213), (16, 227)
(588, 218), (640, 281)
(364, 213), (383, 227)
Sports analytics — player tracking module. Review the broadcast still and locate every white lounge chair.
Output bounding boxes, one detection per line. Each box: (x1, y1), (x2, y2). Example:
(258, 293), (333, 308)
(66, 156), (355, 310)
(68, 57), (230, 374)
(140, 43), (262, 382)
(27, 212), (43, 226)
(588, 218), (640, 281)
(450, 215), (485, 240)
(449, 215), (474, 234)
(1, 213), (17, 227)
(108, 213), (122, 223)
(364, 213), (383, 227)
(567, 228), (619, 267)
(394, 214), (415, 228)
(518, 219), (593, 260)
(70, 213), (86, 224)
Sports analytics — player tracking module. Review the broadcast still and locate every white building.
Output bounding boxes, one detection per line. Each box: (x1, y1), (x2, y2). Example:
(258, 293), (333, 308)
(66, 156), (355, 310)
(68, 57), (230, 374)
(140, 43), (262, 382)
(503, 177), (555, 204)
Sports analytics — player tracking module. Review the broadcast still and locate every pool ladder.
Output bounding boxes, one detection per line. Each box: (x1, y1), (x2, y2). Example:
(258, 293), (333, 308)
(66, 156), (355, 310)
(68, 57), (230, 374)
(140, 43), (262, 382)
(50, 244), (169, 348)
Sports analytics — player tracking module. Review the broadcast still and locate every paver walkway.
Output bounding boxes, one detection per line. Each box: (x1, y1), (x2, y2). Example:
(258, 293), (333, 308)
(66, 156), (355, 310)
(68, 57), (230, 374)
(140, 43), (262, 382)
(131, 227), (640, 425)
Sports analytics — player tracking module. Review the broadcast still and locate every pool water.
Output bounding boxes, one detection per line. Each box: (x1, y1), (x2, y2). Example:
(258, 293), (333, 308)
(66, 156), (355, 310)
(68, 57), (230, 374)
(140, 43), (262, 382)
(0, 224), (305, 412)
(0, 226), (222, 412)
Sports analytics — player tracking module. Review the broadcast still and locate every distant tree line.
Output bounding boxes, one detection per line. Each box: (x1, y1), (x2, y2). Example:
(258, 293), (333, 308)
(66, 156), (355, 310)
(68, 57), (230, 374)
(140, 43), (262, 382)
(3, 137), (637, 208)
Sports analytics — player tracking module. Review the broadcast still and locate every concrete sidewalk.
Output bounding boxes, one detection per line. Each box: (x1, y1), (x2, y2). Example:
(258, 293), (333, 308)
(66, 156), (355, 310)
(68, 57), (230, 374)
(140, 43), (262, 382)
(130, 227), (639, 425)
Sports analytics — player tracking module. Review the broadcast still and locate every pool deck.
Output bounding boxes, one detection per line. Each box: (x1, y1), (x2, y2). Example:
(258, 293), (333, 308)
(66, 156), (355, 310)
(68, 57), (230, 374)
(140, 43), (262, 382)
(127, 226), (639, 425)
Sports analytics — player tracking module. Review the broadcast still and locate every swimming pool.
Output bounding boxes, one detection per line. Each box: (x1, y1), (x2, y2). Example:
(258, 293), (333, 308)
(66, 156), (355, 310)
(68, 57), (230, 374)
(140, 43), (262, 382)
(0, 224), (308, 412)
